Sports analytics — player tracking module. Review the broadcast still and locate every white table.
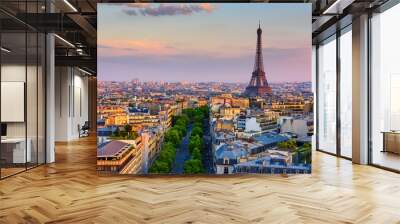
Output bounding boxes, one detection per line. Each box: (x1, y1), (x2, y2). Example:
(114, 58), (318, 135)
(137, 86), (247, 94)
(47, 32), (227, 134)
(1, 138), (31, 163)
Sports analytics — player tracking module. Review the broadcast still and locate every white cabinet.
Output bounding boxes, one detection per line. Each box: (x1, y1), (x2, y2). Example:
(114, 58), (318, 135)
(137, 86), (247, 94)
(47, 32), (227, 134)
(1, 138), (31, 163)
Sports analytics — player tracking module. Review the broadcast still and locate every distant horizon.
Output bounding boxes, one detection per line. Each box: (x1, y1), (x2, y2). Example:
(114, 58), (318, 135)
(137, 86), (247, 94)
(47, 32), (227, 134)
(98, 3), (311, 83)
(98, 79), (311, 84)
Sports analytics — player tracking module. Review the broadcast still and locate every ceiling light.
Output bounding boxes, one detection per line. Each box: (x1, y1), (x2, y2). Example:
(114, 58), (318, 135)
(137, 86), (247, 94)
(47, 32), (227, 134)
(76, 48), (84, 55)
(1, 47), (11, 53)
(78, 67), (93, 76)
(323, 0), (356, 15)
(323, 0), (343, 14)
(54, 34), (75, 48)
(63, 0), (78, 12)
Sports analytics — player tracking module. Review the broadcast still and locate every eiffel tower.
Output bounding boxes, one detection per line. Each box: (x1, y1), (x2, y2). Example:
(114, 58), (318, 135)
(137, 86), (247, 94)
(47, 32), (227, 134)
(244, 22), (272, 97)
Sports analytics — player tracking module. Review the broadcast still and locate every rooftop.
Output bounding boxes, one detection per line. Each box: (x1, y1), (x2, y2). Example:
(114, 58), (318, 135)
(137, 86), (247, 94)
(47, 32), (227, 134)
(128, 107), (149, 114)
(97, 126), (119, 137)
(97, 140), (130, 157)
(215, 131), (235, 140)
(254, 133), (289, 145)
(235, 156), (311, 171)
(215, 140), (262, 159)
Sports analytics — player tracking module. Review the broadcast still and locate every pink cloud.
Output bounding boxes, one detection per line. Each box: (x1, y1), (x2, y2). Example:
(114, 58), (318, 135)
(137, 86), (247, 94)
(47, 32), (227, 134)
(125, 3), (151, 9)
(122, 3), (216, 17)
(98, 39), (307, 60)
(98, 39), (180, 57)
(98, 39), (250, 58)
(199, 3), (214, 13)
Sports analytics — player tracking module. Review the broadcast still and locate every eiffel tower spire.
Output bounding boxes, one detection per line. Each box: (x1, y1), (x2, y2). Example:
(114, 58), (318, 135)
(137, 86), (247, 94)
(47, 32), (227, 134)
(244, 22), (272, 97)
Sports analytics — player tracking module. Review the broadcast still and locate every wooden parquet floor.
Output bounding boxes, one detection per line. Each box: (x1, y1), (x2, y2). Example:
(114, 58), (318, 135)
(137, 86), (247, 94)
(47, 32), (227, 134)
(1, 136), (400, 224)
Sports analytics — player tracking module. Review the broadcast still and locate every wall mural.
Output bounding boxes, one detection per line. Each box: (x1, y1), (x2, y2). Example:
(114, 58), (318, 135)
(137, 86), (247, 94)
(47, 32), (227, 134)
(97, 3), (313, 175)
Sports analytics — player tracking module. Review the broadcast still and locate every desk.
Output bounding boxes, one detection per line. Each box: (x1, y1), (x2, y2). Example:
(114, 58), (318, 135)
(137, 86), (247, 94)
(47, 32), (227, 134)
(1, 138), (31, 163)
(382, 131), (400, 154)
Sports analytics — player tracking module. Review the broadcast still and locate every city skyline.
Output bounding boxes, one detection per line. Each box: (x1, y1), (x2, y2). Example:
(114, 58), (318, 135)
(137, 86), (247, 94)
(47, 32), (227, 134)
(98, 3), (311, 83)
(99, 79), (311, 84)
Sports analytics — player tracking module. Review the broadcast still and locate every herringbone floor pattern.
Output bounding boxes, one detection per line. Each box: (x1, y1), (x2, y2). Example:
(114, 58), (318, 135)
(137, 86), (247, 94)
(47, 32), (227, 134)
(1, 137), (400, 224)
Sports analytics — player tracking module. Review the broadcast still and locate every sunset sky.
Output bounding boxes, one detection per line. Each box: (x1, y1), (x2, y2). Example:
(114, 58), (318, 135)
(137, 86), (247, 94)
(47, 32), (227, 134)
(98, 3), (311, 83)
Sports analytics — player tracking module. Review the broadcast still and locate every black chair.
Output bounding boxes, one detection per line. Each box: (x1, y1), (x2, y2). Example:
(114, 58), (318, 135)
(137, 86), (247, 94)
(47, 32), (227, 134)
(79, 121), (90, 138)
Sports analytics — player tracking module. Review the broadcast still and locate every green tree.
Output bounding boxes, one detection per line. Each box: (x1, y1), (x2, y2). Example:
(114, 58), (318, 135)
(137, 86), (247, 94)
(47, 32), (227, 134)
(149, 106), (210, 174)
(173, 114), (189, 127)
(191, 147), (202, 160)
(183, 108), (195, 119)
(295, 143), (312, 164)
(124, 124), (132, 132)
(193, 110), (204, 123)
(158, 147), (175, 169)
(277, 139), (297, 151)
(149, 142), (176, 173)
(149, 161), (170, 173)
(165, 129), (181, 146)
(175, 118), (187, 127)
(194, 121), (202, 128)
(173, 124), (187, 137)
(110, 128), (120, 138)
(130, 131), (138, 139)
(191, 126), (203, 138)
(183, 159), (203, 174)
(189, 135), (203, 153)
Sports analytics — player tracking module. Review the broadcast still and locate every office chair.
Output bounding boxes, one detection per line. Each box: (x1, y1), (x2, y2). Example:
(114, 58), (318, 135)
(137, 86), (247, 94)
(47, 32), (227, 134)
(79, 121), (90, 138)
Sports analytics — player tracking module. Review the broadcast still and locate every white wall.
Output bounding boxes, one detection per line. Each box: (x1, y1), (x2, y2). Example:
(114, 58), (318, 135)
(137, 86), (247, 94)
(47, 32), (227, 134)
(55, 67), (89, 141)
(216, 165), (234, 174)
(1, 63), (46, 164)
(1, 65), (26, 138)
(72, 73), (89, 138)
(281, 119), (308, 138)
(245, 117), (261, 133)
